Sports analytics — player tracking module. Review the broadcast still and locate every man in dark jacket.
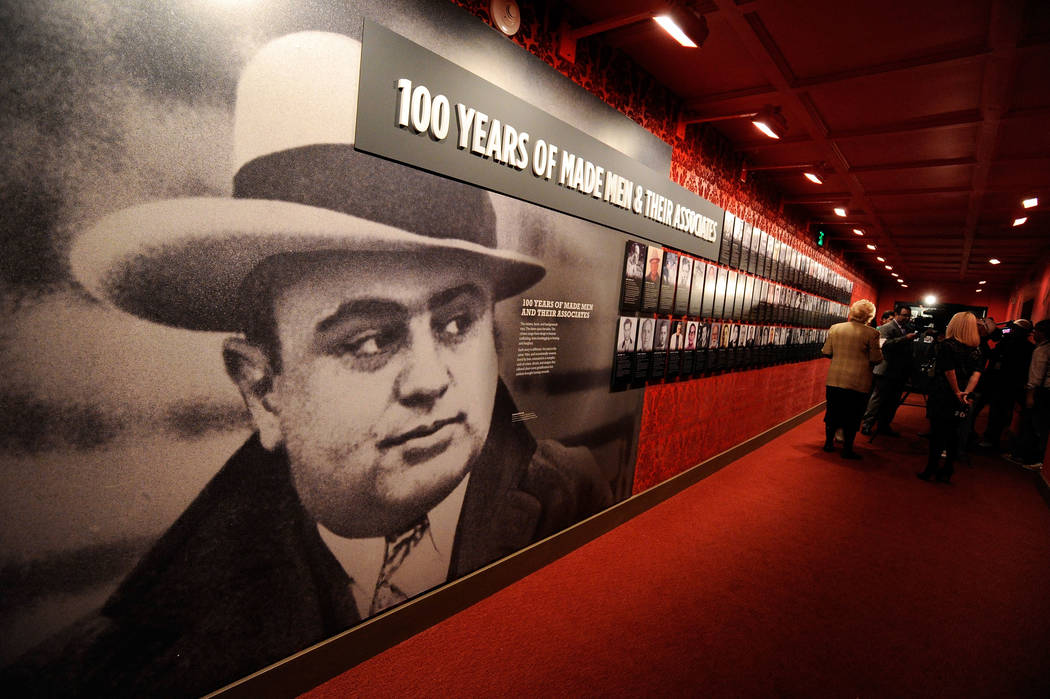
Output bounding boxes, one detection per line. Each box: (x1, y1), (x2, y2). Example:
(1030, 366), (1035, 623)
(980, 319), (1035, 449)
(862, 304), (917, 436)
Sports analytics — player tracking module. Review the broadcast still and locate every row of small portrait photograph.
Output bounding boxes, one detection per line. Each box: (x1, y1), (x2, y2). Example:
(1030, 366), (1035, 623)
(612, 317), (829, 386)
(620, 240), (849, 328)
(716, 211), (853, 305)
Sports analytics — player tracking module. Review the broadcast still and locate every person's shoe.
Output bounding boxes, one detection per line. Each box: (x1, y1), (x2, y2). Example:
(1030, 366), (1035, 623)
(935, 474), (953, 484)
(916, 471), (934, 482)
(877, 427), (901, 437)
(1021, 462), (1043, 471)
(860, 425), (873, 436)
(823, 442), (835, 452)
(840, 450), (862, 460)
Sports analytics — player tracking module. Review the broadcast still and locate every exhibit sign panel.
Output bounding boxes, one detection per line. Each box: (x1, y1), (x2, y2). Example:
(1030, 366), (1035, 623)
(356, 21), (724, 261)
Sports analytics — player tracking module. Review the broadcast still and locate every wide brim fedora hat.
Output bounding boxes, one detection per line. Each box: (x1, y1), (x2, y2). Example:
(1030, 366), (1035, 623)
(71, 31), (545, 332)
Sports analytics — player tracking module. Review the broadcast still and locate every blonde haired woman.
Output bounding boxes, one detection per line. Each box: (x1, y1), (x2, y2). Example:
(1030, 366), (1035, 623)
(821, 299), (883, 459)
(918, 311), (985, 483)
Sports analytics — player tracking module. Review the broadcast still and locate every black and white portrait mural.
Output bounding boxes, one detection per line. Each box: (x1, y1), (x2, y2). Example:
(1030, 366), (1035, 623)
(0, 1), (662, 695)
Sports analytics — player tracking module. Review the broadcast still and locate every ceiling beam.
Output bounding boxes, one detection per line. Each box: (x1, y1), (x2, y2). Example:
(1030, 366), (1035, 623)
(782, 194), (852, 204)
(828, 109), (982, 140)
(894, 237), (1039, 246)
(865, 186), (973, 197)
(683, 85), (777, 109)
(682, 41), (992, 111)
(959, 0), (1025, 279)
(848, 157), (976, 173)
(793, 40), (989, 89)
(783, 186), (989, 204)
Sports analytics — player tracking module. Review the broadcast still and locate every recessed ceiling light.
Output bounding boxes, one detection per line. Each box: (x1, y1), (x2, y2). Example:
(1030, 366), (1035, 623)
(833, 207), (847, 217)
(976, 289), (983, 293)
(901, 284), (909, 288)
(852, 228), (864, 236)
(989, 258), (1001, 264)
(803, 172), (823, 184)
(1013, 217), (1027, 226)
(885, 265), (893, 270)
(866, 244), (876, 250)
(1023, 197), (1038, 208)
(924, 294), (938, 306)
(891, 273), (899, 277)
(978, 280), (986, 285)
(876, 256), (885, 262)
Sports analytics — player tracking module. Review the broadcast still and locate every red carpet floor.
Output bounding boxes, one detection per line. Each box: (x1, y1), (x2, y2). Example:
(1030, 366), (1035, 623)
(304, 403), (1050, 698)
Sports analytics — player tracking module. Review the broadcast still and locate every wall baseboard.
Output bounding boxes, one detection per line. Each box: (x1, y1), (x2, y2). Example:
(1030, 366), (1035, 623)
(212, 402), (828, 699)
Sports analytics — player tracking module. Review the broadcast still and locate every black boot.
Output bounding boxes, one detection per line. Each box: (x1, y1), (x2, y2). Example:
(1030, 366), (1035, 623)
(823, 424), (835, 452)
(840, 431), (861, 459)
(936, 461), (954, 483)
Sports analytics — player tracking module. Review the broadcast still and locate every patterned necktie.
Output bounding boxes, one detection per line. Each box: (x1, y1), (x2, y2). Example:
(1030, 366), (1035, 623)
(370, 517), (431, 615)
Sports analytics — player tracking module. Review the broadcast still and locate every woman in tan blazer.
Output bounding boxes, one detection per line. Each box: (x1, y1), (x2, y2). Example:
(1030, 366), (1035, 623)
(821, 299), (883, 459)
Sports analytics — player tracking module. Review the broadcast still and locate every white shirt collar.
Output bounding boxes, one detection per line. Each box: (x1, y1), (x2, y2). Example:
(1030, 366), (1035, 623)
(317, 472), (471, 618)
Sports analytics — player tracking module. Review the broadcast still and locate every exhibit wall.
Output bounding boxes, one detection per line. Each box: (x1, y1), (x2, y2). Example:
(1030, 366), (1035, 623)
(0, 1), (875, 696)
(445, 0), (877, 490)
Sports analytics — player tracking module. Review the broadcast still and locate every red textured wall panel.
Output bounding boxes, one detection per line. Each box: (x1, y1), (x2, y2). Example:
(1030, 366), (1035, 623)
(632, 360), (828, 493)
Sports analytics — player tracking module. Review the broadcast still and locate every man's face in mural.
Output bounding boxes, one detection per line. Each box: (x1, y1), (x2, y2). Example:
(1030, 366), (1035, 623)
(231, 251), (498, 539)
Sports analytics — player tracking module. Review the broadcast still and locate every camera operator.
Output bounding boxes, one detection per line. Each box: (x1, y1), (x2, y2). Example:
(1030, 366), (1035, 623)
(861, 304), (918, 437)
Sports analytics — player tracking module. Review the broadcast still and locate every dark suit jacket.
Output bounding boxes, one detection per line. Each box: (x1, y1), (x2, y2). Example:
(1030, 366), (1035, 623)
(7, 383), (611, 697)
(874, 319), (911, 379)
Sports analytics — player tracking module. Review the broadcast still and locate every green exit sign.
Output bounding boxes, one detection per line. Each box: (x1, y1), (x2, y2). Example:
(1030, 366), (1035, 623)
(817, 229), (826, 246)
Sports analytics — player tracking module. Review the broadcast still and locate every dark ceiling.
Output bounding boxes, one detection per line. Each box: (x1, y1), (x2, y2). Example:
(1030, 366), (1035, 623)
(557, 0), (1050, 294)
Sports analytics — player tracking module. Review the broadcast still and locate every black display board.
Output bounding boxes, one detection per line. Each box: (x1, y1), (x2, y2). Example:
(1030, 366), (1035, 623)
(657, 251), (679, 314)
(619, 240), (645, 311)
(640, 245), (663, 313)
(673, 256), (693, 316)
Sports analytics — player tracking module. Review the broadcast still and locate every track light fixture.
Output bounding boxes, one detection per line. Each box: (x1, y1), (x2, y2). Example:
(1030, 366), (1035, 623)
(743, 161), (829, 185)
(678, 104), (786, 140)
(557, 2), (708, 62)
(655, 2), (710, 47)
(750, 105), (787, 139)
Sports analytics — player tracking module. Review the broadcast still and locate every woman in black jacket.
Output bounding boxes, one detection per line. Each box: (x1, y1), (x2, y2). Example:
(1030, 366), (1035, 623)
(919, 312), (985, 483)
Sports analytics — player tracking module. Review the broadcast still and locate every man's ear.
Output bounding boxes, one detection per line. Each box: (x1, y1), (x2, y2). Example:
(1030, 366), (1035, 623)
(223, 337), (283, 451)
